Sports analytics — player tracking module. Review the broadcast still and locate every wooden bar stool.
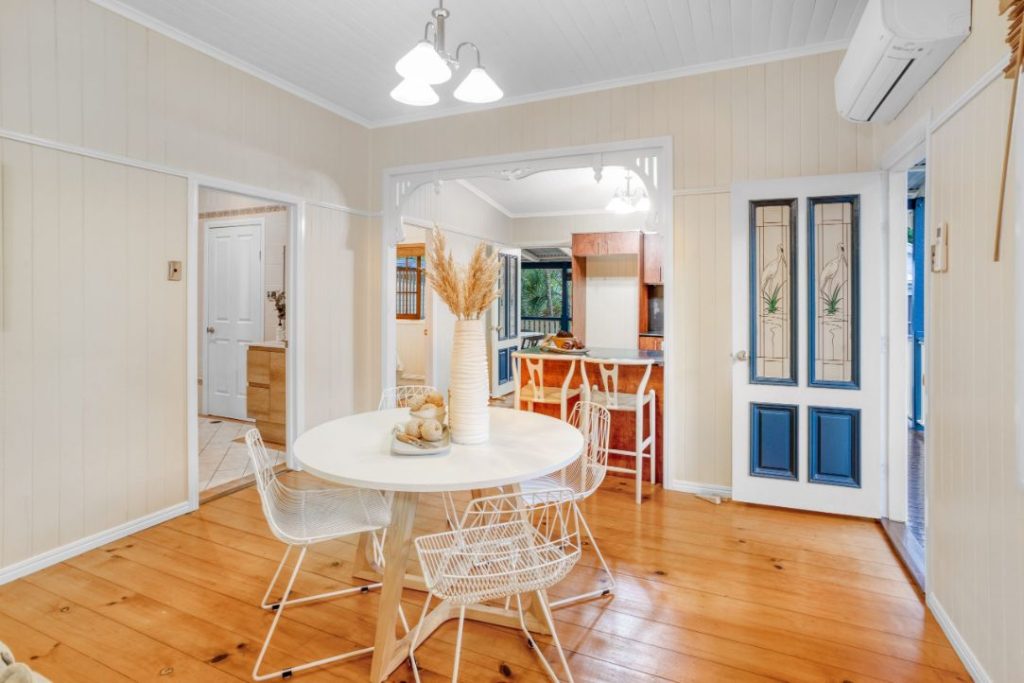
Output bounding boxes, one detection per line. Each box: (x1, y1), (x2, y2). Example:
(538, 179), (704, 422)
(512, 351), (580, 421)
(580, 357), (656, 504)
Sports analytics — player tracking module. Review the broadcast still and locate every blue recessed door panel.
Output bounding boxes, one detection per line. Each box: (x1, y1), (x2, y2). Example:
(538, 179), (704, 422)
(809, 407), (860, 487)
(750, 403), (798, 480)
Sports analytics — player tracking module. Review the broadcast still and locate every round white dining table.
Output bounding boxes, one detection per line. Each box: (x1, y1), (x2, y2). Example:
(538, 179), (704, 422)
(293, 406), (583, 682)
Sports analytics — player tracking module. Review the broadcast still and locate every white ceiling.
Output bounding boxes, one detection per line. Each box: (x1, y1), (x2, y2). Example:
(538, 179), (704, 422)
(100, 0), (867, 127)
(462, 166), (643, 217)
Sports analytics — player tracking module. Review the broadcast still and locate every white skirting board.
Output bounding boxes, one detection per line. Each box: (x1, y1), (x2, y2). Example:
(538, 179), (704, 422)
(0, 501), (192, 586)
(926, 593), (991, 682)
(667, 479), (733, 499)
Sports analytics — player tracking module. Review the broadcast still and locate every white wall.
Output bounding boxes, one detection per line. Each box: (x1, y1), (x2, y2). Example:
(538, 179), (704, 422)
(510, 212), (644, 247)
(584, 255), (640, 349)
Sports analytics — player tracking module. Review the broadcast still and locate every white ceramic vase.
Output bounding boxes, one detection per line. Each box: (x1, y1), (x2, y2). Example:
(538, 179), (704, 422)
(448, 318), (490, 444)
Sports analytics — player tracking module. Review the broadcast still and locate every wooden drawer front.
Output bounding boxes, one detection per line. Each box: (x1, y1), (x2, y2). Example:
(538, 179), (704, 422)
(247, 385), (270, 420)
(247, 349), (270, 385)
(638, 335), (663, 351)
(269, 353), (286, 423)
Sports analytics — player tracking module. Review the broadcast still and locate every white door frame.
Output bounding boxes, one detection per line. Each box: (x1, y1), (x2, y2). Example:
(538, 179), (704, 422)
(379, 137), (676, 486)
(202, 217), (265, 419)
(188, 177), (305, 509)
(880, 116), (930, 523)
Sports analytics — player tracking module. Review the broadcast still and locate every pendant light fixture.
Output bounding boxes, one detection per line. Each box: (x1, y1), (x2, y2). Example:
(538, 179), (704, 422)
(392, 0), (503, 107)
(606, 173), (651, 214)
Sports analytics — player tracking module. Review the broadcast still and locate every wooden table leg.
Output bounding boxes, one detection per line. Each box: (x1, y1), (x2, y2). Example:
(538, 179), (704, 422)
(369, 491), (418, 683)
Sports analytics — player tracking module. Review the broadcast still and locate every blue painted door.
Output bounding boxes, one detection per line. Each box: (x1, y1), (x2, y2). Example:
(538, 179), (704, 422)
(732, 173), (882, 518)
(910, 197), (926, 430)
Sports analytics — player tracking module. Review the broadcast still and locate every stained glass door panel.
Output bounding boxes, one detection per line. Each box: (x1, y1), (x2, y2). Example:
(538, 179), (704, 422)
(749, 199), (798, 385)
(809, 196), (859, 388)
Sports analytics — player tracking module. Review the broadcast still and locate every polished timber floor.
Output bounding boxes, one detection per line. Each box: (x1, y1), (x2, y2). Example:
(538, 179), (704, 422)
(0, 473), (969, 682)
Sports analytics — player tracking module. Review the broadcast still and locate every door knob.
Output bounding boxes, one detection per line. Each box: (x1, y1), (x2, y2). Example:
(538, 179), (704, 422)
(734, 350), (748, 361)
(206, 326), (215, 334)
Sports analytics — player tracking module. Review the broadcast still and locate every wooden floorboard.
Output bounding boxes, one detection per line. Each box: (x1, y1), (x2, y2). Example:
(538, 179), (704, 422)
(0, 474), (970, 682)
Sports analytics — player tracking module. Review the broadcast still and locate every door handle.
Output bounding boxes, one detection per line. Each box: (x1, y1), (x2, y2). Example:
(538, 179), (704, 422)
(734, 350), (748, 362)
(206, 326), (215, 334)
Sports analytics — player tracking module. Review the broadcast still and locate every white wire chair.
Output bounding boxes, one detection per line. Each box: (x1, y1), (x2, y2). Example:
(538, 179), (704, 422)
(518, 401), (614, 608)
(377, 384), (440, 410)
(244, 429), (405, 680)
(581, 357), (657, 505)
(408, 488), (581, 683)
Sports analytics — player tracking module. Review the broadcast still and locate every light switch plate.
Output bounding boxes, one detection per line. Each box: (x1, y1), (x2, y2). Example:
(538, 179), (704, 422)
(168, 260), (182, 281)
(930, 222), (948, 273)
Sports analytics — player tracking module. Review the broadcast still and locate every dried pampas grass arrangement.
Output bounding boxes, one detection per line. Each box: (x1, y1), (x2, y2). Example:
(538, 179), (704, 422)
(426, 225), (501, 320)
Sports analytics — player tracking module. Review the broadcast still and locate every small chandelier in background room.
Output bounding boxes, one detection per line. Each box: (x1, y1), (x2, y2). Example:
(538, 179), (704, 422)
(391, 0), (503, 107)
(606, 172), (651, 214)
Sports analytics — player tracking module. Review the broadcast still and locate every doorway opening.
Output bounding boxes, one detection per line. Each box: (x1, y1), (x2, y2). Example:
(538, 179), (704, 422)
(395, 222), (430, 388)
(197, 187), (290, 499)
(906, 159), (927, 553)
(381, 139), (674, 493)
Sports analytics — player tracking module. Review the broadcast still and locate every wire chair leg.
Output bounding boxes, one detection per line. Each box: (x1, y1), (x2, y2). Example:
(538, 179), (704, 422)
(253, 546), (374, 681)
(260, 545), (293, 610)
(408, 591), (434, 683)
(549, 510), (616, 609)
(537, 590), (575, 683)
(514, 594), (561, 682)
(452, 605), (467, 683)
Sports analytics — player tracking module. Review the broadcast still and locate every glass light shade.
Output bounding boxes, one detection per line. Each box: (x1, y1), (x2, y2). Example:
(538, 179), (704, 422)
(395, 41), (452, 85)
(635, 195), (651, 212)
(605, 195), (632, 214)
(390, 78), (439, 107)
(453, 66), (503, 103)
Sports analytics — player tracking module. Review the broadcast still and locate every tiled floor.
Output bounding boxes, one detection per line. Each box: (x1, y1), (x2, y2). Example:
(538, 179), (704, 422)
(198, 415), (284, 492)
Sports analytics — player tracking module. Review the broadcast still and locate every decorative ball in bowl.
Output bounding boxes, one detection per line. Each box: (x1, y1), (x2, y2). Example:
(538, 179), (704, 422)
(408, 391), (447, 421)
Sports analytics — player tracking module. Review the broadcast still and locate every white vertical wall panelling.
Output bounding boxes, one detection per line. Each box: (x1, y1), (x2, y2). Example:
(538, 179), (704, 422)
(874, 1), (1024, 679)
(0, 0), (371, 578)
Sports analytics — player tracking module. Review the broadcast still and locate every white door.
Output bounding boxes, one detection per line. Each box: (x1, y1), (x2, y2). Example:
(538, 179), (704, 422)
(490, 247), (521, 397)
(731, 173), (884, 517)
(206, 220), (264, 419)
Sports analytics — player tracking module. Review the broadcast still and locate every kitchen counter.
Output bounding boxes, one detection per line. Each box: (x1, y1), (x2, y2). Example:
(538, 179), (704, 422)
(516, 346), (664, 365)
(514, 345), (664, 484)
(638, 331), (664, 337)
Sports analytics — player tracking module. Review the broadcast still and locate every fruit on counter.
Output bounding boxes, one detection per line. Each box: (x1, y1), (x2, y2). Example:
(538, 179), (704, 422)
(543, 332), (584, 350)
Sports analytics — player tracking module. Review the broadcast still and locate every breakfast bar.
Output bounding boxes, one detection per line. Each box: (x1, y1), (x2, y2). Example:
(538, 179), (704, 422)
(513, 346), (665, 485)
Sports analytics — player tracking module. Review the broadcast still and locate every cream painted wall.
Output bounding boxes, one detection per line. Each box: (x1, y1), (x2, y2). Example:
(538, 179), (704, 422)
(371, 49), (875, 488)
(0, 0), (372, 577)
(874, 1), (1023, 679)
(0, 141), (187, 570)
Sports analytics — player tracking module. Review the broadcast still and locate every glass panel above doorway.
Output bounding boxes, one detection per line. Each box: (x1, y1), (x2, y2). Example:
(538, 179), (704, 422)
(809, 196), (859, 388)
(749, 199), (797, 385)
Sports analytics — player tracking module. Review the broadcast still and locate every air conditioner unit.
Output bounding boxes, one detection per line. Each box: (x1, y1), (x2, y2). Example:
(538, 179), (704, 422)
(835, 0), (970, 123)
